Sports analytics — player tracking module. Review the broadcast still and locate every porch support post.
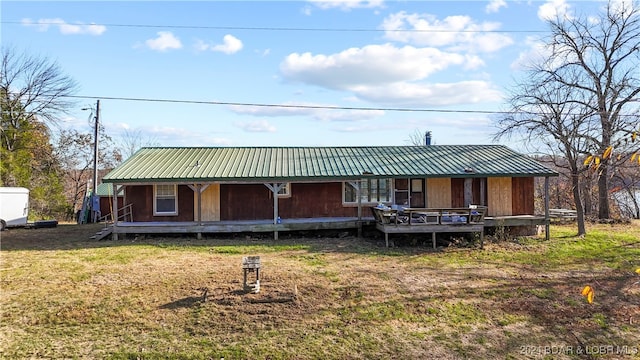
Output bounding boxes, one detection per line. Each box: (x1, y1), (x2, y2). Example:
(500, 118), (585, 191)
(348, 180), (362, 238)
(464, 178), (473, 207)
(197, 184), (202, 239)
(264, 183), (285, 240)
(187, 184), (205, 239)
(112, 183), (118, 241)
(544, 176), (550, 241)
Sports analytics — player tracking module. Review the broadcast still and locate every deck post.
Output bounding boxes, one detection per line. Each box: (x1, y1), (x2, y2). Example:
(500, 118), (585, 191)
(432, 232), (436, 249)
(544, 176), (550, 241)
(197, 184), (202, 240)
(112, 183), (118, 241)
(197, 184), (202, 225)
(357, 180), (362, 238)
(273, 183), (279, 240)
(264, 183), (284, 240)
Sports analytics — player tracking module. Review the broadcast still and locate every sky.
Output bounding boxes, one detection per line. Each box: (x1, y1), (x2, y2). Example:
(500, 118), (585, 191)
(1, 0), (611, 152)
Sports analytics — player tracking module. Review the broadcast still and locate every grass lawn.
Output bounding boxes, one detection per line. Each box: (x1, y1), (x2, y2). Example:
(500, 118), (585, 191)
(1, 222), (639, 359)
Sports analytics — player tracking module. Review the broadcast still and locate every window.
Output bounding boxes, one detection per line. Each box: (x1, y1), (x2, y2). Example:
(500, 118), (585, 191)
(154, 184), (177, 215)
(343, 179), (391, 204)
(277, 183), (291, 198)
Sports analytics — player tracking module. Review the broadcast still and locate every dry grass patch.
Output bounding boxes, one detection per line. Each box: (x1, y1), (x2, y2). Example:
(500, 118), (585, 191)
(0, 222), (639, 359)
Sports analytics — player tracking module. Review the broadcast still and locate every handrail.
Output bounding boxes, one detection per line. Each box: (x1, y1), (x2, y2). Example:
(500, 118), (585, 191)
(100, 203), (133, 223)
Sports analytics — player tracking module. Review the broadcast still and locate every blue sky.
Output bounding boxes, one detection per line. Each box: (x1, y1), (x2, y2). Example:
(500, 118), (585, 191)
(2, 0), (609, 151)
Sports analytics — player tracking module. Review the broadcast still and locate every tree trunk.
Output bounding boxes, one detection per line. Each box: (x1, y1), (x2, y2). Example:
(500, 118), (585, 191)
(571, 171), (587, 235)
(582, 181), (592, 217)
(597, 166), (610, 219)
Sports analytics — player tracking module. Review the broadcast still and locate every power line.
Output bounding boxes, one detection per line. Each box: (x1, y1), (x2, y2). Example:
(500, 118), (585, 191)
(4, 20), (546, 34)
(61, 94), (510, 115)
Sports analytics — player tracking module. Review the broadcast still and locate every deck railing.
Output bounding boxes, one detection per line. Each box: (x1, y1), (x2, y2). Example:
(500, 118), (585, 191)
(100, 203), (133, 223)
(371, 206), (486, 226)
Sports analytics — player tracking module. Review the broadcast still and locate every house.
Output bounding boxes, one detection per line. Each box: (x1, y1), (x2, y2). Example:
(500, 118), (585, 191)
(101, 145), (558, 242)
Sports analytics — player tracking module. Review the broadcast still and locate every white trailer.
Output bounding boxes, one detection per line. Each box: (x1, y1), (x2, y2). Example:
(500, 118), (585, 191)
(0, 187), (29, 230)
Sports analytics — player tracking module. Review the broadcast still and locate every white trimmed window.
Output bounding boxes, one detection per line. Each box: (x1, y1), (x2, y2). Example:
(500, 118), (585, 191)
(277, 183), (291, 198)
(154, 184), (178, 215)
(343, 179), (391, 204)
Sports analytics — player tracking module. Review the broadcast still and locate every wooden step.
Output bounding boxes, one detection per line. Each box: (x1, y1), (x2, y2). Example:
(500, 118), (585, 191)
(90, 227), (113, 240)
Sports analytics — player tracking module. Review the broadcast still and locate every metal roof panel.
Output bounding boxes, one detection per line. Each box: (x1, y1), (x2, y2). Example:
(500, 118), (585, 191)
(102, 145), (558, 183)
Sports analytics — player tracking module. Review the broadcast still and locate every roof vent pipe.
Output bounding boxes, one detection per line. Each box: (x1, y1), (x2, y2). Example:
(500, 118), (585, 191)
(425, 131), (432, 146)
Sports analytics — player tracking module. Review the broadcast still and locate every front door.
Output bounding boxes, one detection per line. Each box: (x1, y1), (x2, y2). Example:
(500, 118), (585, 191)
(194, 184), (220, 221)
(410, 178), (425, 207)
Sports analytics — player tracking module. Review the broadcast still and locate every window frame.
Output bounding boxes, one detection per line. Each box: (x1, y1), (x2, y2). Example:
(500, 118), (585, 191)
(277, 183), (291, 198)
(153, 184), (178, 216)
(342, 178), (391, 205)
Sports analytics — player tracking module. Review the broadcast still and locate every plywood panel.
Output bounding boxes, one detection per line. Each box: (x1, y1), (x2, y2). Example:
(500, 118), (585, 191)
(511, 177), (534, 215)
(488, 177), (512, 216)
(450, 178), (464, 207)
(194, 184), (220, 221)
(426, 178), (451, 208)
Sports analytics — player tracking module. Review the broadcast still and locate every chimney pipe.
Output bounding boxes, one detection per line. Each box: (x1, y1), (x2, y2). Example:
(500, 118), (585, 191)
(425, 131), (432, 146)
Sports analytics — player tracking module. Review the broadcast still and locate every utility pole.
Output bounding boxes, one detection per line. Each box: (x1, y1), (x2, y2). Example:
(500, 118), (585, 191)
(91, 100), (100, 222)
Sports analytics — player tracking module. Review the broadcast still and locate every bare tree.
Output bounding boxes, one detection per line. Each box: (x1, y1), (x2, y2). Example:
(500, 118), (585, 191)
(1, 47), (78, 129)
(404, 129), (432, 146)
(541, 1), (640, 219)
(118, 128), (160, 159)
(55, 127), (122, 219)
(495, 75), (592, 235)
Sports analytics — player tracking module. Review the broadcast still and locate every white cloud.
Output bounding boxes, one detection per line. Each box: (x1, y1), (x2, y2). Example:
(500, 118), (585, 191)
(235, 120), (276, 132)
(145, 31), (182, 52)
(486, 0), (507, 13)
(538, 0), (572, 21)
(229, 103), (314, 117)
(21, 18), (106, 35)
(353, 81), (503, 107)
(213, 35), (243, 54)
(228, 102), (384, 122)
(281, 44), (476, 89)
(510, 36), (548, 70)
(308, 0), (384, 11)
(143, 126), (231, 146)
(381, 12), (513, 53)
(280, 42), (501, 107)
(195, 35), (243, 54)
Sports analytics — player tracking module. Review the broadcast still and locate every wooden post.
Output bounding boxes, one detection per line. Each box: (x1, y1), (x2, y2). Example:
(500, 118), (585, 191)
(544, 176), (550, 241)
(264, 183), (284, 240)
(357, 179), (362, 238)
(112, 182), (118, 241)
(432, 232), (436, 249)
(273, 183), (279, 240)
(463, 178), (473, 207)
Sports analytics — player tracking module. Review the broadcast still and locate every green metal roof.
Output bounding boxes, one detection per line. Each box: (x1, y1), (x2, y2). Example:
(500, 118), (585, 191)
(102, 145), (558, 183)
(95, 183), (123, 197)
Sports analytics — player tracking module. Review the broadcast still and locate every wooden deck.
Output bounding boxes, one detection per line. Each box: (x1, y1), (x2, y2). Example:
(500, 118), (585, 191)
(110, 217), (372, 239)
(371, 207), (488, 248)
(105, 211), (549, 245)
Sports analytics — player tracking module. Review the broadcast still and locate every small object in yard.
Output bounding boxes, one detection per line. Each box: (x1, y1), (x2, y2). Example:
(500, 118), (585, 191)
(277, 216), (282, 224)
(242, 256), (261, 293)
(34, 220), (58, 229)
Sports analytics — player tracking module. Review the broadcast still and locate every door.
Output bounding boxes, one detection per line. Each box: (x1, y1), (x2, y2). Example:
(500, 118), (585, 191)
(410, 178), (425, 207)
(194, 184), (220, 221)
